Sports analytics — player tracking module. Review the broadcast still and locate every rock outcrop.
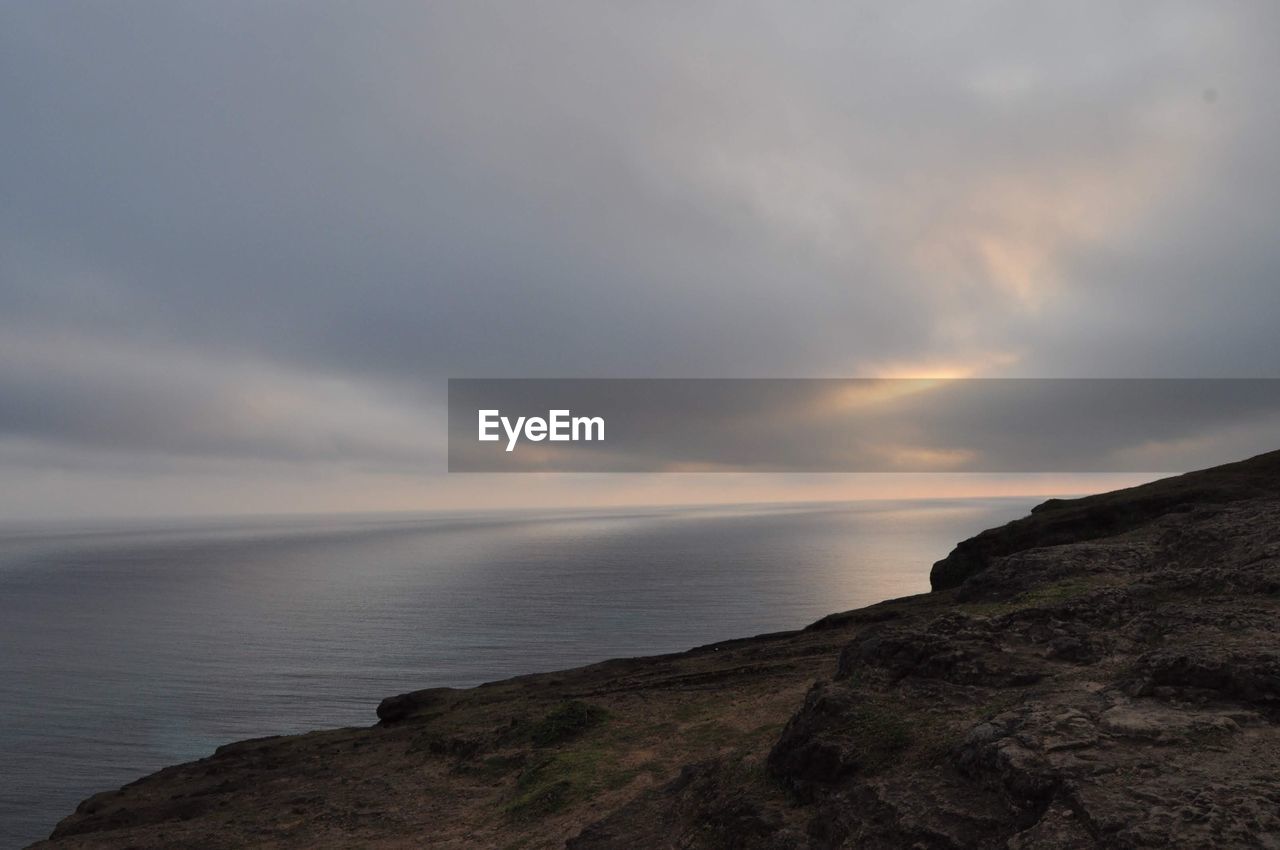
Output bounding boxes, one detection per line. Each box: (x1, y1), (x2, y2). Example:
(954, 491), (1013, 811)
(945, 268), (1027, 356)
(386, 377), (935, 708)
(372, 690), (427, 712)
(929, 449), (1280, 590)
(33, 451), (1280, 849)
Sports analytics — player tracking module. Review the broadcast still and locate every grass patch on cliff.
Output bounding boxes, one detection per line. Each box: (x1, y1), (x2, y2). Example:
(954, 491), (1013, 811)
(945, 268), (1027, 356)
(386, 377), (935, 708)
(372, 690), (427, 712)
(840, 701), (914, 774)
(507, 749), (603, 818)
(504, 743), (661, 820)
(525, 700), (609, 748)
(454, 753), (526, 779)
(507, 756), (578, 818)
(960, 577), (1110, 617)
(501, 700), (624, 818)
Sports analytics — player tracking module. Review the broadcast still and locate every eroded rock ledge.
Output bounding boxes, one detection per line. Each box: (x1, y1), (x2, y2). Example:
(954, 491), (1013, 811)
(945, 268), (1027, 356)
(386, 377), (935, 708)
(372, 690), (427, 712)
(35, 451), (1280, 849)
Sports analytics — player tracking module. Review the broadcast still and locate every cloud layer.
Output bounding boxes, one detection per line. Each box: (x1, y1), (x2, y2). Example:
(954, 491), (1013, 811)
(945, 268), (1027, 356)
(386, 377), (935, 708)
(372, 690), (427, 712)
(2, 2), (1278, 516)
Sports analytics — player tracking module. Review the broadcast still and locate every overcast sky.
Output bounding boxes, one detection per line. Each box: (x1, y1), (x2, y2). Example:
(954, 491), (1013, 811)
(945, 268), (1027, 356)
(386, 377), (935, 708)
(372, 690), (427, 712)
(2, 2), (1277, 519)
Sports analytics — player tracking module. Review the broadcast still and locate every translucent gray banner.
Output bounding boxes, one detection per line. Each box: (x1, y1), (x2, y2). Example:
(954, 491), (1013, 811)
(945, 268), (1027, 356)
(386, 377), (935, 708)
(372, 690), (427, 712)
(447, 379), (1280, 472)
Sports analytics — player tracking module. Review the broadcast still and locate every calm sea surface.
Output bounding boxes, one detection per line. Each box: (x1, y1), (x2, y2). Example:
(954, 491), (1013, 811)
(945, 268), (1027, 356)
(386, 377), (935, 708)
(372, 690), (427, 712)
(0, 498), (1032, 848)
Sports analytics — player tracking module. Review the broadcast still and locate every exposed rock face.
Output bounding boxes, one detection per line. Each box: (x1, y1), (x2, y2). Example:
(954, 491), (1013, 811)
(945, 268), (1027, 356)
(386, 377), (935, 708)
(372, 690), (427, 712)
(929, 449), (1280, 590)
(34, 451), (1280, 849)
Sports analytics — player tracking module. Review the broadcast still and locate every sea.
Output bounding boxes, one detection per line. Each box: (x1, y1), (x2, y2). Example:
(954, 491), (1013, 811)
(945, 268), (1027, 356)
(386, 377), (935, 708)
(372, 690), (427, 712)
(0, 497), (1033, 848)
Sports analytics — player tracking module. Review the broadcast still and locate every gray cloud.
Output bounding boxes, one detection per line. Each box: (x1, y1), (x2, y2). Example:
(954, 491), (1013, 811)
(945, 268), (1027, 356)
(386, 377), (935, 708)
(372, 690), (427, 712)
(1, 2), (1278, 515)
(0, 332), (440, 467)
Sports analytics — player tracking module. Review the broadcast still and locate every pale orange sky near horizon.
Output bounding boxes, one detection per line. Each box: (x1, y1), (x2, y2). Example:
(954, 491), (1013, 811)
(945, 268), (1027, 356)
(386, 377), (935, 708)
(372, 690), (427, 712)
(5, 468), (1166, 522)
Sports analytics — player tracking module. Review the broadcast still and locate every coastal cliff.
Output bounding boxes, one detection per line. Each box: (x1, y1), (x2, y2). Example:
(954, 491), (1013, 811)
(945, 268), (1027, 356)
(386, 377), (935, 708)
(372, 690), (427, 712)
(34, 451), (1280, 849)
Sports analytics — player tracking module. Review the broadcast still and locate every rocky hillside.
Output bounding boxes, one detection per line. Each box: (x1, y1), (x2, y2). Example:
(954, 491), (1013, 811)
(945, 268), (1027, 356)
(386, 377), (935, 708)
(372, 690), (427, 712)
(34, 452), (1280, 849)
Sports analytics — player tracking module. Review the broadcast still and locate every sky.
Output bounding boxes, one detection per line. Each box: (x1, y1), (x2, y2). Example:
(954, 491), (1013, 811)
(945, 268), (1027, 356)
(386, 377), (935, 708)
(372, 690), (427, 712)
(2, 2), (1278, 519)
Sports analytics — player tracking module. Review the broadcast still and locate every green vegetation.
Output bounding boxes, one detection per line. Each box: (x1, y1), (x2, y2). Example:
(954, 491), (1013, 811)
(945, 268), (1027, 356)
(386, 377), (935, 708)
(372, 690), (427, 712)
(526, 700), (609, 747)
(507, 759), (575, 818)
(960, 577), (1113, 617)
(840, 701), (913, 774)
(503, 694), (797, 820)
(505, 743), (663, 819)
(505, 701), (667, 819)
(454, 753), (526, 779)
